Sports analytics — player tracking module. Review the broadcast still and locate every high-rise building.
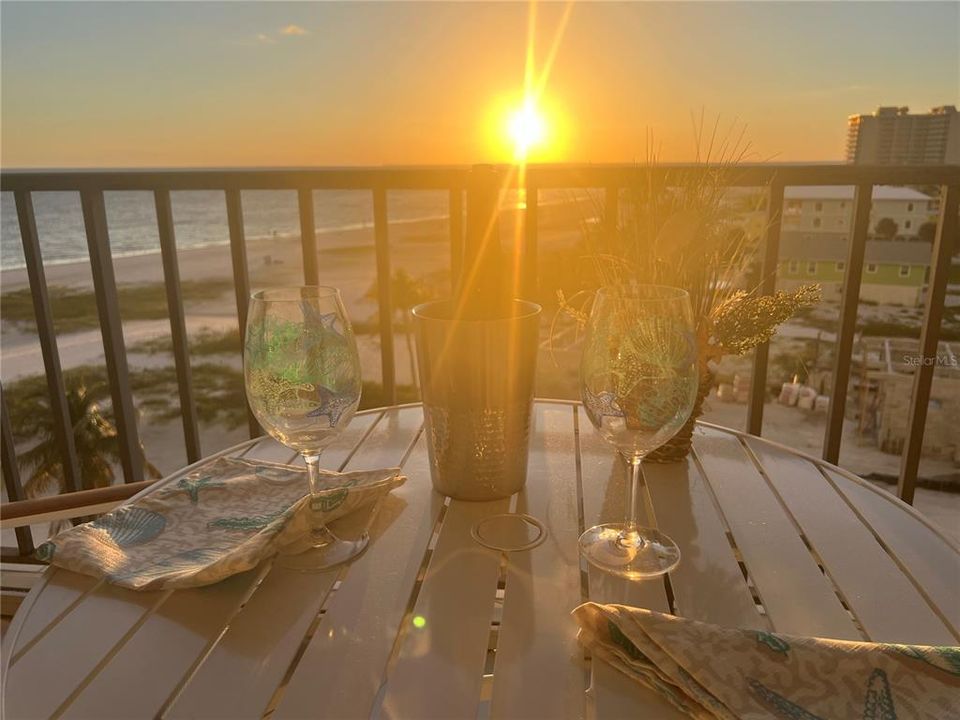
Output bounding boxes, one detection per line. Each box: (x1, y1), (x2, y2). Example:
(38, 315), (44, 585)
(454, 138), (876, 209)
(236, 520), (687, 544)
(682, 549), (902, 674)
(846, 106), (960, 165)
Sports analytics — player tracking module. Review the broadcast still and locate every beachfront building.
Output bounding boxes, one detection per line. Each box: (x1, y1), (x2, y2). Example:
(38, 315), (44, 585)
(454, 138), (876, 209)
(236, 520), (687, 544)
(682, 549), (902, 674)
(857, 338), (960, 462)
(846, 105), (960, 165)
(781, 185), (937, 238)
(777, 232), (932, 306)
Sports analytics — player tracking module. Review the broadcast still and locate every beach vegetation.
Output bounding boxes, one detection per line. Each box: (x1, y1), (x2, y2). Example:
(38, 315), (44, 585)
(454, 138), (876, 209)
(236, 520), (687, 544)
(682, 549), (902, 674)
(5, 363), (251, 461)
(7, 371), (161, 500)
(5, 363), (417, 485)
(1, 281), (235, 333)
(130, 327), (242, 357)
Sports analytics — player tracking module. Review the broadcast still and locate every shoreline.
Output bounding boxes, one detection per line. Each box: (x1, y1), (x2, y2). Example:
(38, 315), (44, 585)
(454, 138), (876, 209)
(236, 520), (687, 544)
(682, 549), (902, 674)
(0, 214), (456, 293)
(0, 211), (459, 274)
(0, 196), (581, 288)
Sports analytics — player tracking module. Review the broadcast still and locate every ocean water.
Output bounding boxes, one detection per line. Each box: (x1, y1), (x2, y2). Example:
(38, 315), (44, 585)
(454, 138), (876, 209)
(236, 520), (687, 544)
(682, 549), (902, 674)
(0, 189), (456, 271)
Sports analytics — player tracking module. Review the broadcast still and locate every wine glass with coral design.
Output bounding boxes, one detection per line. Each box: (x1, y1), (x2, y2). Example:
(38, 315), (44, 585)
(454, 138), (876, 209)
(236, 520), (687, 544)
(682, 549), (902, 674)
(244, 286), (362, 570)
(579, 284), (698, 578)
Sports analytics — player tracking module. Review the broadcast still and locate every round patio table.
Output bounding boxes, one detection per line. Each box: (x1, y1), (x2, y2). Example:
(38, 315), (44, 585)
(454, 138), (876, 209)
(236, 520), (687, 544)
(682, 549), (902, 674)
(3, 401), (958, 720)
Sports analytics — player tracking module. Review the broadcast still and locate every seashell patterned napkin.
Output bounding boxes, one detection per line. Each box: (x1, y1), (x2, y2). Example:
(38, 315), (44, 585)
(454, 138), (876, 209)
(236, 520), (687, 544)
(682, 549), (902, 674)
(36, 457), (405, 590)
(574, 602), (959, 719)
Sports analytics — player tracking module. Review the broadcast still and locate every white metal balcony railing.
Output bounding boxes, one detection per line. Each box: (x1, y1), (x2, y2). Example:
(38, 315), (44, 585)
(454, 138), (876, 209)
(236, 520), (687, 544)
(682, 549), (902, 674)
(0, 163), (957, 562)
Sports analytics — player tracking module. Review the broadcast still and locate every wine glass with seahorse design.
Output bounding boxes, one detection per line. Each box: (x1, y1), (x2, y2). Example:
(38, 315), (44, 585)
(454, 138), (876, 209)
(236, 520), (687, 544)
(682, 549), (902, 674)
(579, 284), (698, 578)
(244, 286), (363, 570)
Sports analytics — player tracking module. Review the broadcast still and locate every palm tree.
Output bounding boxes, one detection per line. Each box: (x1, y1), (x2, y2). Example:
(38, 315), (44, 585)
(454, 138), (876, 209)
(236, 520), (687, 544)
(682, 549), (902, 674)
(14, 373), (160, 500)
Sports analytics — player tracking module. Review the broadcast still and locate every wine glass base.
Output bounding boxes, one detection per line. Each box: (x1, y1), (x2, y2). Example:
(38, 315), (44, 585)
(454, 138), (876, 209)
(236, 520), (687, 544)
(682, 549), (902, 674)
(277, 532), (369, 572)
(471, 513), (547, 552)
(579, 523), (680, 579)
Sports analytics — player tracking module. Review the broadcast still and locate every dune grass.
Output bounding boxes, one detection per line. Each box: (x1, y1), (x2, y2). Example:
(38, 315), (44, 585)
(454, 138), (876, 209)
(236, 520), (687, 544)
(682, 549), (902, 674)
(1, 281), (235, 333)
(130, 327), (243, 357)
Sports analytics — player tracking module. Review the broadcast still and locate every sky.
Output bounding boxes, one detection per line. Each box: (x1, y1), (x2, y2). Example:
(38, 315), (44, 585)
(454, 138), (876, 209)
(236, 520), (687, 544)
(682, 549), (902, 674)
(1, 1), (958, 167)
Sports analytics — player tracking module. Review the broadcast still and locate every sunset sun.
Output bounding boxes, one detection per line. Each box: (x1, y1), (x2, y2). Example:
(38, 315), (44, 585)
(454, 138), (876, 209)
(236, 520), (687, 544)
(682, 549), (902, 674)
(507, 100), (548, 160)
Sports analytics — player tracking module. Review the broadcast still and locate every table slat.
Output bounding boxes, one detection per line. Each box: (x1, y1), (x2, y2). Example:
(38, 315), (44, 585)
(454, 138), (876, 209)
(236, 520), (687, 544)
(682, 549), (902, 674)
(489, 405), (586, 720)
(6, 569), (99, 657)
(692, 427), (860, 639)
(61, 570), (264, 720)
(273, 432), (444, 719)
(746, 438), (956, 645)
(824, 468), (960, 638)
(166, 407), (422, 720)
(643, 457), (765, 629)
(4, 584), (168, 720)
(577, 408), (682, 720)
(375, 498), (508, 719)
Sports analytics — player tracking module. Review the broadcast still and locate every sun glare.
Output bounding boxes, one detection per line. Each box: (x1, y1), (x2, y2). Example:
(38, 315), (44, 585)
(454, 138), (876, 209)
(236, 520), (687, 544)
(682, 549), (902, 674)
(508, 101), (547, 161)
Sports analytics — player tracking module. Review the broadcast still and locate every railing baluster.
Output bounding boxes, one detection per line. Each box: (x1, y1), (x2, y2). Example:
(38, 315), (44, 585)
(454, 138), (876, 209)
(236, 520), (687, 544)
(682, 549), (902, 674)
(225, 189), (261, 439)
(155, 190), (202, 463)
(822, 183), (873, 464)
(298, 188), (319, 285)
(1, 384), (35, 556)
(373, 188), (396, 404)
(14, 190), (81, 493)
(449, 189), (464, 293)
(523, 181), (539, 299)
(80, 189), (144, 484)
(747, 180), (785, 436)
(226, 189), (251, 337)
(898, 184), (959, 504)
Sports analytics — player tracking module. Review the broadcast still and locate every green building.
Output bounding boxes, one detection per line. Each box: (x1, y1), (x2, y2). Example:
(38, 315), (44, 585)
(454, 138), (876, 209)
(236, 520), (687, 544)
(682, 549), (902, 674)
(777, 232), (932, 306)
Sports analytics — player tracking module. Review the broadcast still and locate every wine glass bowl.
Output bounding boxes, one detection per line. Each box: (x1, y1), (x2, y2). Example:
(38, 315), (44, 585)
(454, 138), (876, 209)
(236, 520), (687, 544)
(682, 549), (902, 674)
(243, 286), (363, 570)
(579, 284), (698, 579)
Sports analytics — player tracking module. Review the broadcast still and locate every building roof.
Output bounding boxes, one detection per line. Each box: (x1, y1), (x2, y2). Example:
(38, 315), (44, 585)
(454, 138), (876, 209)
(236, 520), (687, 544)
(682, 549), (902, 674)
(783, 185), (932, 201)
(780, 232), (933, 264)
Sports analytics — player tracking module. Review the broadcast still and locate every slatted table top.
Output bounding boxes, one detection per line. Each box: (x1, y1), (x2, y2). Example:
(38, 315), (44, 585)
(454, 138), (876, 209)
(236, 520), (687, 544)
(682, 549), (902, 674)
(3, 401), (958, 720)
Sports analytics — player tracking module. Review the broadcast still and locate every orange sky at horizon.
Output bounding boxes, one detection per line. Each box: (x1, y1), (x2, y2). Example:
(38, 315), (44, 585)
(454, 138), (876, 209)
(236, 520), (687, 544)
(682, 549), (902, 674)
(1, 2), (957, 168)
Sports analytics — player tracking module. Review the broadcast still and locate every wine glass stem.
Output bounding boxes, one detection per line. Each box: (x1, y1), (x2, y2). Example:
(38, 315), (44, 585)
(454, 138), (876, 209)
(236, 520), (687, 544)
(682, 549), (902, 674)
(621, 456), (646, 544)
(303, 452), (324, 533)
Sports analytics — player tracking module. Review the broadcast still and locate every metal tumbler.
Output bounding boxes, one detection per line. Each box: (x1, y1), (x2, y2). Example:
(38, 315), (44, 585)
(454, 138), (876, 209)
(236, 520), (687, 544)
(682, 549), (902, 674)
(412, 300), (541, 501)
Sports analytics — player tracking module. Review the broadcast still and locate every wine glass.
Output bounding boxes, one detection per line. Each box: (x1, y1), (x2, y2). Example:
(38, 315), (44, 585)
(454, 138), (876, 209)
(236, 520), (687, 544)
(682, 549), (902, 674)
(244, 286), (363, 571)
(579, 284), (698, 578)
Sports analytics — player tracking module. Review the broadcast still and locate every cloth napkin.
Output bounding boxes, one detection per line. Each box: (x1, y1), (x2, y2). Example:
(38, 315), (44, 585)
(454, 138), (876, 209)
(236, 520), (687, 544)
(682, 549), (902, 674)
(36, 457), (405, 591)
(574, 603), (959, 719)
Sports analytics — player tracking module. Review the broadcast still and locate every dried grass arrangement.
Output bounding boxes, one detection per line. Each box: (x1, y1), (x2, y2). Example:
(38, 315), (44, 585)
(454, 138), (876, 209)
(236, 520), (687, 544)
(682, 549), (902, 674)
(558, 121), (820, 461)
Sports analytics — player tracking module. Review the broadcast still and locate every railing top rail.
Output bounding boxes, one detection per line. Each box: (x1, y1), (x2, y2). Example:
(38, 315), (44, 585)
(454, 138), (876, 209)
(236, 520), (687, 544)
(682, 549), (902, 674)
(526, 163), (960, 188)
(1, 163), (957, 193)
(0, 167), (475, 192)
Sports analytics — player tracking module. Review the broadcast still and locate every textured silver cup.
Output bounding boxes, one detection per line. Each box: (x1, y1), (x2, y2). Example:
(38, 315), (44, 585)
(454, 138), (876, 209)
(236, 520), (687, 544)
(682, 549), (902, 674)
(412, 300), (541, 501)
